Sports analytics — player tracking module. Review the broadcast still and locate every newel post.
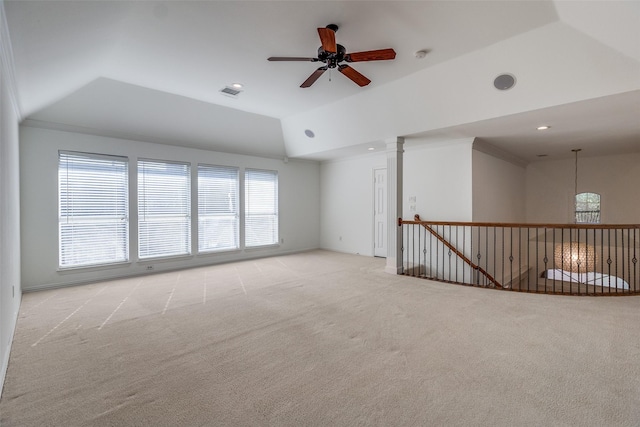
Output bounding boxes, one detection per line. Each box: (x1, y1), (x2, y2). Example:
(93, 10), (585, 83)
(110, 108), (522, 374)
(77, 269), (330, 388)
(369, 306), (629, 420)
(385, 137), (404, 274)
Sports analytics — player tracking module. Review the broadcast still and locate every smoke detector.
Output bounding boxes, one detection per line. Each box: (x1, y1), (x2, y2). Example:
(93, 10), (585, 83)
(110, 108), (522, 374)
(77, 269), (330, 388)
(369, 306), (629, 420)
(414, 50), (428, 59)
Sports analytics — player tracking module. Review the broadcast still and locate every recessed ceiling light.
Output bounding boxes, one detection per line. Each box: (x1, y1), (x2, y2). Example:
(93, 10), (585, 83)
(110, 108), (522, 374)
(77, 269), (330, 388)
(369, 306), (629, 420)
(304, 129), (315, 138)
(537, 125), (550, 130)
(231, 83), (243, 89)
(368, 147), (375, 151)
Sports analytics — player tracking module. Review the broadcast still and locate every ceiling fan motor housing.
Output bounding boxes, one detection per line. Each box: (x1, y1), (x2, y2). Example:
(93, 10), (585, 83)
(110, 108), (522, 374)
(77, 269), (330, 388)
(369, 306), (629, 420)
(317, 44), (347, 68)
(326, 24), (339, 32)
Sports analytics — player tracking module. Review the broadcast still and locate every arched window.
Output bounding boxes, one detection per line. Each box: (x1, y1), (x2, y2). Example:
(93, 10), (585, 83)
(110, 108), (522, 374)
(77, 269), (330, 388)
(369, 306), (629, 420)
(575, 192), (600, 224)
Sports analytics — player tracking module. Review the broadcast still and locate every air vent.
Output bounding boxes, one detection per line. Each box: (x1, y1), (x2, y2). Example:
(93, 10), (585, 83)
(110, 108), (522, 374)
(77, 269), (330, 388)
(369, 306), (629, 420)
(220, 86), (242, 97)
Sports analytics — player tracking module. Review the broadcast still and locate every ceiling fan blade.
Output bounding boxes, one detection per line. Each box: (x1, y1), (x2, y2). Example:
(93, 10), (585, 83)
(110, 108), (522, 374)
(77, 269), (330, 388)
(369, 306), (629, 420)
(317, 27), (337, 53)
(268, 57), (318, 62)
(346, 48), (396, 62)
(338, 65), (371, 87)
(301, 66), (328, 88)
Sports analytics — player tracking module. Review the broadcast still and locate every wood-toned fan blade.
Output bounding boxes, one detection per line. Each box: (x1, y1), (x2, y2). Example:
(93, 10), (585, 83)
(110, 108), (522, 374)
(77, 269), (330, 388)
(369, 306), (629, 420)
(346, 48), (396, 62)
(268, 57), (317, 62)
(301, 67), (327, 88)
(317, 27), (337, 53)
(338, 65), (371, 87)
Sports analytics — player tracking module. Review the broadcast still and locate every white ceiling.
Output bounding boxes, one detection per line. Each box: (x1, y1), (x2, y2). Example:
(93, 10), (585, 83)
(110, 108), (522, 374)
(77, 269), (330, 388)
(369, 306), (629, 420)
(409, 90), (640, 162)
(4, 0), (640, 162)
(24, 78), (286, 159)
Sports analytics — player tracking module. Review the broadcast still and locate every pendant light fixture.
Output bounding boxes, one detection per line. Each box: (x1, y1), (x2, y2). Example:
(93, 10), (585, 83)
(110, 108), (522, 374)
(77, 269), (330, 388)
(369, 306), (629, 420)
(572, 148), (581, 223)
(553, 148), (595, 278)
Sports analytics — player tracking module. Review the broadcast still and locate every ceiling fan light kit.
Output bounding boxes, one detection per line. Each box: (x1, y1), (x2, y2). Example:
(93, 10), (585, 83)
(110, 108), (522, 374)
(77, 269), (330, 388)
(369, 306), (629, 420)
(268, 24), (399, 88)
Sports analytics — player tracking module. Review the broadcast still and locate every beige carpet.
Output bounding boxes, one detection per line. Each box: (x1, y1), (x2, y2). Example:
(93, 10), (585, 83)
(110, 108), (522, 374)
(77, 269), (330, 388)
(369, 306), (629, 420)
(1, 250), (639, 426)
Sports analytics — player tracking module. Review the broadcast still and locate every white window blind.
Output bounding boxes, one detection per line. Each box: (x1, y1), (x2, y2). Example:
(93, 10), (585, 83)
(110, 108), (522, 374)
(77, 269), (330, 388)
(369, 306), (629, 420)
(245, 169), (278, 247)
(59, 151), (129, 268)
(198, 164), (239, 252)
(138, 159), (191, 259)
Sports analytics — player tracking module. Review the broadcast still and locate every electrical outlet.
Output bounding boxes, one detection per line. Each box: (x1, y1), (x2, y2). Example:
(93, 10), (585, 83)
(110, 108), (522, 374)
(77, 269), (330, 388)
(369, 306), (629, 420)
(146, 265), (154, 271)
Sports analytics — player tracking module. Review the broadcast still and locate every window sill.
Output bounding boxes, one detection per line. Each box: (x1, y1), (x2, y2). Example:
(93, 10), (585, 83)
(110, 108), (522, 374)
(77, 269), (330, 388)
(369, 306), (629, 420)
(197, 248), (242, 257)
(138, 254), (193, 263)
(58, 261), (132, 274)
(244, 244), (280, 252)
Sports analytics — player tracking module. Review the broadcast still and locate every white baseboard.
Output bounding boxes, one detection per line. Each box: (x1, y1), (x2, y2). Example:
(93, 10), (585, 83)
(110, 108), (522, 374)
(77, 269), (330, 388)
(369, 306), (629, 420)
(23, 247), (321, 293)
(0, 292), (21, 399)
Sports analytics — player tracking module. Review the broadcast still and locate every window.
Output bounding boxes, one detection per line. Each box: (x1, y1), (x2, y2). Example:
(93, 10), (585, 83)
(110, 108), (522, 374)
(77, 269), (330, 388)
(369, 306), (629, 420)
(59, 151), (128, 268)
(138, 159), (191, 258)
(245, 169), (278, 247)
(575, 192), (601, 224)
(198, 164), (239, 252)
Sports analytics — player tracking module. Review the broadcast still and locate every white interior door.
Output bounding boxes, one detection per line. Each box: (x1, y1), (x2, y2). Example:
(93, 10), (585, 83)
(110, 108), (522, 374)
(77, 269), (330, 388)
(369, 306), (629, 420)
(374, 168), (387, 257)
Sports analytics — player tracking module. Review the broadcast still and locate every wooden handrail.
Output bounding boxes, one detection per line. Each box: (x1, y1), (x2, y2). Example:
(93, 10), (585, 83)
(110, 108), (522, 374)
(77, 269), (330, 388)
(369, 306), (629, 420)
(400, 218), (640, 230)
(413, 214), (502, 289)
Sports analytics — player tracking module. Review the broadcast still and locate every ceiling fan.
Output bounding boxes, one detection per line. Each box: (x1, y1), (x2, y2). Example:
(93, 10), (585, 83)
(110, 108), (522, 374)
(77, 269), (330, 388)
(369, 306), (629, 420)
(268, 24), (396, 88)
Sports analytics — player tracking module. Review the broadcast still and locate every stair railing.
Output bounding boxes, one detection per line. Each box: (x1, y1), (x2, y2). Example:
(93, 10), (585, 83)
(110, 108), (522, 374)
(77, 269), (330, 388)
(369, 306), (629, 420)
(412, 214), (501, 289)
(399, 216), (640, 295)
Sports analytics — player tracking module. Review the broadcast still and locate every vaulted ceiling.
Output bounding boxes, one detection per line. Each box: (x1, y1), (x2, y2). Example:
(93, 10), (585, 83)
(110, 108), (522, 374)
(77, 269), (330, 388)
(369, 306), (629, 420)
(4, 1), (640, 162)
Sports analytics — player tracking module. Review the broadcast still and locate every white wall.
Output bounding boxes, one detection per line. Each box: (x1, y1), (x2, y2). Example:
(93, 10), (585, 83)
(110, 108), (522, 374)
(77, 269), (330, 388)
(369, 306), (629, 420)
(526, 152), (640, 224)
(20, 126), (320, 291)
(319, 139), (474, 258)
(397, 140), (474, 280)
(472, 149), (526, 222)
(470, 148), (527, 286)
(0, 12), (22, 396)
(403, 139), (474, 221)
(320, 152), (386, 255)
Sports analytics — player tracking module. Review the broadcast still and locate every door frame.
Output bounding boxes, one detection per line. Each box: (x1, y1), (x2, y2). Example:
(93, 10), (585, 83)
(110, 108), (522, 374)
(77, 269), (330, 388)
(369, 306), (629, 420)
(373, 167), (387, 258)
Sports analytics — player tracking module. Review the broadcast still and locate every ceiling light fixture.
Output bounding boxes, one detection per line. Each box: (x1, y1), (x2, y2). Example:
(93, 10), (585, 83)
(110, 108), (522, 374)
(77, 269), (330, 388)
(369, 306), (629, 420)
(368, 147), (375, 151)
(552, 147), (596, 277)
(572, 149), (582, 207)
(304, 129), (315, 138)
(537, 125), (551, 130)
(231, 83), (243, 89)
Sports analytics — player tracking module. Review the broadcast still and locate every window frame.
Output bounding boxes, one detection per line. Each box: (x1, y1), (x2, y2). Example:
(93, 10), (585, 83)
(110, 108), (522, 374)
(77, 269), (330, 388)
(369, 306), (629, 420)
(575, 192), (601, 224)
(58, 151), (130, 269)
(137, 158), (192, 260)
(244, 168), (279, 248)
(197, 163), (240, 253)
